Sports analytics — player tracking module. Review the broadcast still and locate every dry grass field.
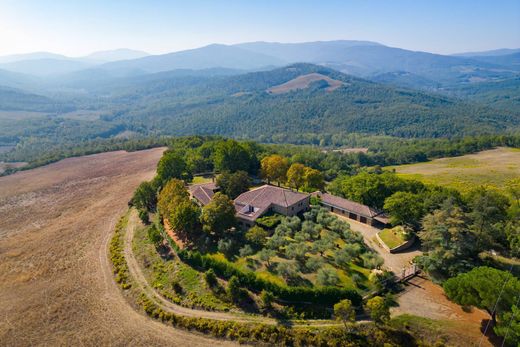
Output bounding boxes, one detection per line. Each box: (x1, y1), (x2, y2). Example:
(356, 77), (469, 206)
(388, 147), (520, 193)
(267, 73), (344, 94)
(0, 148), (236, 346)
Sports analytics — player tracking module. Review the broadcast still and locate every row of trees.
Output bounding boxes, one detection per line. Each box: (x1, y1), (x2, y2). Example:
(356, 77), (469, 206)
(260, 154), (325, 191)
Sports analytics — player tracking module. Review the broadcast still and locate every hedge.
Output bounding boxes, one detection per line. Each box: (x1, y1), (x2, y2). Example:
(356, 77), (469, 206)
(177, 248), (362, 306)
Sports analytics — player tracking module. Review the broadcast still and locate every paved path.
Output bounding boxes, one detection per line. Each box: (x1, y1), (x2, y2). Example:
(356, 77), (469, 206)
(334, 214), (422, 273)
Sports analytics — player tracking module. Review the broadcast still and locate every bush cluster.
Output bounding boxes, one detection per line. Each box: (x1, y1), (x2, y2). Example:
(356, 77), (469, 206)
(109, 216), (131, 289)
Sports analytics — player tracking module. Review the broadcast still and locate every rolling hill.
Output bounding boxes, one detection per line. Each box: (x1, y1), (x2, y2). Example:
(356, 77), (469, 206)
(85, 64), (520, 139)
(0, 63), (519, 162)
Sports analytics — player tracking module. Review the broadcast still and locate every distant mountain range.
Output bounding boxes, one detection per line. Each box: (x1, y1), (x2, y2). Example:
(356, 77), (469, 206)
(0, 49), (150, 76)
(0, 41), (518, 87)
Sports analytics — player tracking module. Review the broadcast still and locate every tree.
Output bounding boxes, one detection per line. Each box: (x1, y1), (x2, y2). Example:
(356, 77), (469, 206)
(216, 170), (251, 199)
(305, 257), (324, 272)
(303, 166), (325, 191)
(443, 266), (520, 325)
(258, 248), (276, 267)
(132, 181), (157, 212)
(506, 178), (520, 208)
(245, 225), (269, 246)
(200, 192), (236, 236)
(157, 179), (189, 217)
(365, 296), (390, 325)
(168, 200), (200, 236)
(334, 299), (356, 330)
(506, 219), (520, 257)
(466, 187), (510, 250)
(494, 304), (520, 346)
(417, 200), (478, 278)
(260, 155), (289, 185)
(214, 140), (256, 173)
(286, 163), (306, 191)
(157, 151), (190, 185)
(383, 191), (425, 229)
(334, 248), (354, 268)
(285, 242), (309, 263)
(328, 172), (423, 209)
(312, 236), (334, 256)
(316, 267), (339, 286)
(276, 261), (299, 281)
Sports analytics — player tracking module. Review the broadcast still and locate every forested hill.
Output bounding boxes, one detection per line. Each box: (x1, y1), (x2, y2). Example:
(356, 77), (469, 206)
(0, 63), (519, 162)
(105, 63), (519, 139)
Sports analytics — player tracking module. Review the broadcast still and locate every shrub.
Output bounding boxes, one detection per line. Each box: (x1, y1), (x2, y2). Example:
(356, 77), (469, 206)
(147, 225), (162, 245)
(138, 209), (150, 224)
(245, 226), (269, 246)
(260, 290), (275, 309)
(255, 215), (282, 229)
(227, 276), (241, 300)
(239, 245), (255, 257)
(204, 269), (217, 287)
(365, 296), (390, 325)
(217, 238), (235, 257)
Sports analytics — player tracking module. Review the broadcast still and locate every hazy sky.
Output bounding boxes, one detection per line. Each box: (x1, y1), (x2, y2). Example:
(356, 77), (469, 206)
(1, 0), (519, 57)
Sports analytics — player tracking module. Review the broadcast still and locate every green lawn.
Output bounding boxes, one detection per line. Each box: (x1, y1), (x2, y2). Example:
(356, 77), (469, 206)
(378, 226), (407, 249)
(192, 176), (214, 184)
(387, 147), (520, 193)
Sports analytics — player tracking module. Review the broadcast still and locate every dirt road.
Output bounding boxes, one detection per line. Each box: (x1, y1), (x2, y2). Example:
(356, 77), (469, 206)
(0, 149), (236, 346)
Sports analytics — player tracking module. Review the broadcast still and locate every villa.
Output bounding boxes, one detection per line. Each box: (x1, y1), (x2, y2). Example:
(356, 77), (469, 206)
(233, 185), (310, 228)
(189, 183), (310, 229)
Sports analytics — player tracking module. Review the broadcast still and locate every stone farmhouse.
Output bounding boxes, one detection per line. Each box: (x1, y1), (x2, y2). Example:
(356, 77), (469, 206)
(189, 183), (310, 228)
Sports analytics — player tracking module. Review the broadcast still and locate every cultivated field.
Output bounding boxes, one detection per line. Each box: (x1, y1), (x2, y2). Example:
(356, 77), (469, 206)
(388, 147), (520, 193)
(0, 148), (236, 346)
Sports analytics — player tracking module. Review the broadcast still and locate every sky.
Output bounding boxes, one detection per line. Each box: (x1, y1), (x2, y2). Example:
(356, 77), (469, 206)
(0, 0), (519, 57)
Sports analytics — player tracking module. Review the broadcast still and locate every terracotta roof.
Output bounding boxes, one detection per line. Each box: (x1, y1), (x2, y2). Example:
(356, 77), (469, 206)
(316, 192), (382, 218)
(189, 182), (218, 206)
(234, 185), (309, 221)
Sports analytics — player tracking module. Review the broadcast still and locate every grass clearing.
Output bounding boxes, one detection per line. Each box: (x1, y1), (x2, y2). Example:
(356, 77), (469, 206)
(192, 176), (214, 184)
(132, 223), (233, 311)
(378, 226), (408, 249)
(387, 147), (520, 193)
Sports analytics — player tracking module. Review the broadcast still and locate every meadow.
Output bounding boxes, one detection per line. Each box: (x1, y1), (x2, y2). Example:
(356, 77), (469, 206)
(388, 147), (520, 193)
